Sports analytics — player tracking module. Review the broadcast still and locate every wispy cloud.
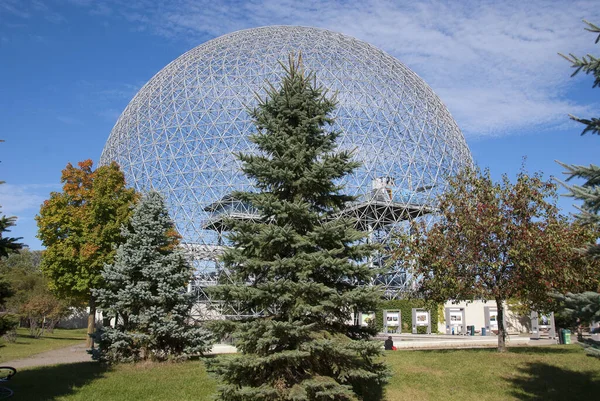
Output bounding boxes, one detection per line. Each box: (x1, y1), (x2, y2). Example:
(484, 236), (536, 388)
(31, 0), (65, 24)
(0, 0), (65, 22)
(96, 108), (121, 121)
(74, 80), (143, 121)
(0, 0), (30, 18)
(0, 183), (58, 218)
(54, 0), (600, 137)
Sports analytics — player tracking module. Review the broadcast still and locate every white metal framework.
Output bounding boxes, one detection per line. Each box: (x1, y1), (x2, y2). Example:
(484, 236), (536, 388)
(100, 26), (472, 315)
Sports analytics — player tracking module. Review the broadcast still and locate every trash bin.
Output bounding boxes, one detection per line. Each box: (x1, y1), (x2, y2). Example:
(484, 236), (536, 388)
(482, 327), (486, 336)
(558, 329), (564, 344)
(564, 329), (571, 345)
(469, 325), (475, 336)
(559, 328), (567, 344)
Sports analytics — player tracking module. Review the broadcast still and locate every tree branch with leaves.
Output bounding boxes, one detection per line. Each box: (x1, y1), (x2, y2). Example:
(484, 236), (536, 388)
(393, 166), (598, 352)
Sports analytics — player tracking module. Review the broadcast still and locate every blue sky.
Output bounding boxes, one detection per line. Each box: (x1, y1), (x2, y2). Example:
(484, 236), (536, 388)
(1, 0), (599, 249)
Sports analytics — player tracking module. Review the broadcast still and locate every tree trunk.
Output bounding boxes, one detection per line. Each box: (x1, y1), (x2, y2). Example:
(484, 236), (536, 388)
(86, 295), (96, 348)
(496, 298), (506, 352)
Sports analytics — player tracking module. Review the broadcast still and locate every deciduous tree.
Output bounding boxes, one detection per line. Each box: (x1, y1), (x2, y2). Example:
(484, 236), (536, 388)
(36, 160), (137, 347)
(394, 167), (598, 352)
(1, 249), (71, 337)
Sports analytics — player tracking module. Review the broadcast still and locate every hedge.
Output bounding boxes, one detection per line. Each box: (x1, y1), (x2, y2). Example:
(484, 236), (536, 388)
(373, 299), (440, 334)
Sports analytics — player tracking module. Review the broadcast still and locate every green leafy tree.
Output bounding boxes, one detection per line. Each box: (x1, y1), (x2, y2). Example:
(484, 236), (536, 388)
(0, 249), (70, 337)
(21, 293), (70, 338)
(1, 249), (44, 311)
(207, 56), (389, 401)
(36, 160), (138, 347)
(0, 276), (17, 338)
(93, 191), (213, 363)
(394, 167), (598, 352)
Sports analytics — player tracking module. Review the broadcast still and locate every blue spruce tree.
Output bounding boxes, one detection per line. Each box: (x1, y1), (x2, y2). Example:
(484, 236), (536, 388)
(207, 55), (389, 401)
(94, 191), (212, 362)
(557, 20), (600, 356)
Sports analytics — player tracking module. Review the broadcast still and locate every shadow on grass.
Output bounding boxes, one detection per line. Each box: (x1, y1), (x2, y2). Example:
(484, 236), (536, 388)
(507, 346), (579, 355)
(15, 334), (86, 342)
(10, 362), (108, 400)
(506, 362), (600, 400)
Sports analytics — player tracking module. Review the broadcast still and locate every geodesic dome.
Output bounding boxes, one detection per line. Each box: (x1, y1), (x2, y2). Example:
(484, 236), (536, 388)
(100, 25), (472, 306)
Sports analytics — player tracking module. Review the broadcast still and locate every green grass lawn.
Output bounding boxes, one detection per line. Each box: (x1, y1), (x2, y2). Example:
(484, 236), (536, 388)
(0, 328), (87, 362)
(385, 345), (600, 400)
(5, 345), (600, 400)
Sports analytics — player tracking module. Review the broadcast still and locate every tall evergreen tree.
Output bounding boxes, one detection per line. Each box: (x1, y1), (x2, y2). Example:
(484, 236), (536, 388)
(556, 20), (600, 327)
(207, 55), (388, 401)
(558, 20), (600, 259)
(1, 141), (24, 336)
(93, 191), (212, 363)
(0, 140), (24, 257)
(0, 185), (23, 258)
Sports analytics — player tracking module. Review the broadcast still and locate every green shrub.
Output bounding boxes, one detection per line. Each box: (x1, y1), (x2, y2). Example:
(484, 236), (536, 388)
(0, 312), (19, 338)
(375, 299), (439, 333)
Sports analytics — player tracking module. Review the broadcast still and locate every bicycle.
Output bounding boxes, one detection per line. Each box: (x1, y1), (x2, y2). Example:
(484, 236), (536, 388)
(0, 366), (16, 399)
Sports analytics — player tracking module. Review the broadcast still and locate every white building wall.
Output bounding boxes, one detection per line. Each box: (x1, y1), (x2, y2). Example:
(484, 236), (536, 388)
(438, 300), (529, 334)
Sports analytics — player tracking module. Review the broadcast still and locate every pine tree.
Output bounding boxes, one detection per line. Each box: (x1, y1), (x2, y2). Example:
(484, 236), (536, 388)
(556, 292), (600, 357)
(0, 200), (23, 258)
(555, 21), (600, 331)
(558, 20), (600, 259)
(93, 191), (213, 363)
(557, 292), (600, 326)
(0, 141), (24, 335)
(207, 55), (389, 401)
(1, 140), (24, 256)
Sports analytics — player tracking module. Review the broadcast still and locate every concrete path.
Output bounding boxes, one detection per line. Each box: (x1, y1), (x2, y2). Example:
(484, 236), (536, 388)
(1, 336), (558, 369)
(376, 333), (557, 349)
(2, 343), (238, 370)
(2, 343), (91, 370)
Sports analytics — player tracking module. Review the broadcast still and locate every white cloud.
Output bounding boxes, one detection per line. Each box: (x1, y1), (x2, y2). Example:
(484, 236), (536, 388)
(70, 0), (600, 137)
(0, 183), (58, 218)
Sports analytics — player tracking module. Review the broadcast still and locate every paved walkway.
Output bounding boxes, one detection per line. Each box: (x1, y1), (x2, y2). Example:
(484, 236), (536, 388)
(1, 336), (558, 369)
(376, 333), (556, 349)
(2, 343), (91, 370)
(2, 343), (238, 370)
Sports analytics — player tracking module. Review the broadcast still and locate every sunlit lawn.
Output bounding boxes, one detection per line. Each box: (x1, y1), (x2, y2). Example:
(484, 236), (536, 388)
(0, 328), (87, 362)
(385, 345), (600, 400)
(6, 345), (600, 400)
